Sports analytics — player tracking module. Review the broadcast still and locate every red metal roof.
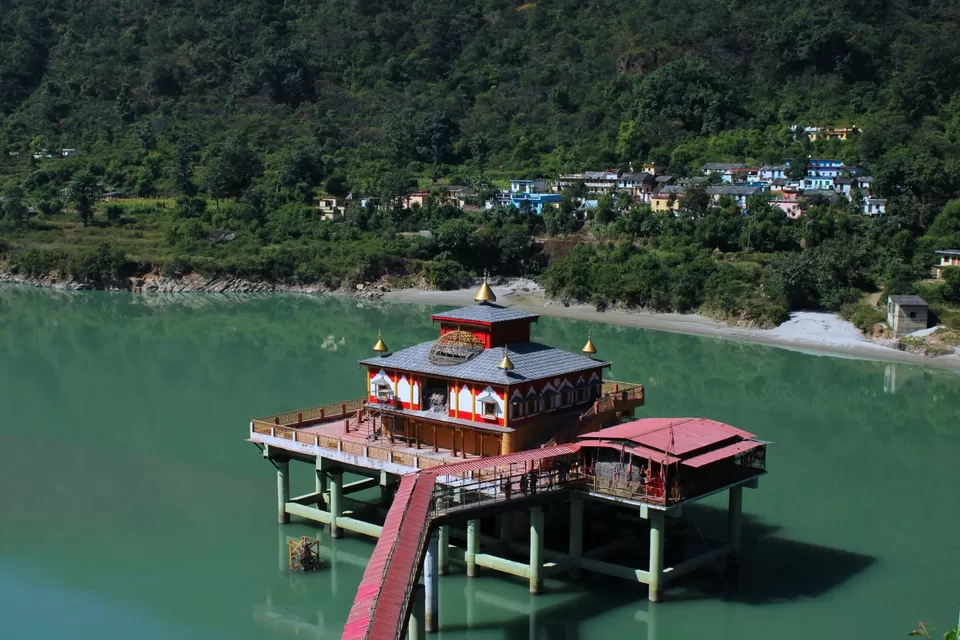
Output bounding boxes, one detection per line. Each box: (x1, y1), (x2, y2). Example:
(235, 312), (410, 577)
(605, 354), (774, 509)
(681, 440), (764, 468)
(579, 418), (755, 456)
(579, 440), (681, 465)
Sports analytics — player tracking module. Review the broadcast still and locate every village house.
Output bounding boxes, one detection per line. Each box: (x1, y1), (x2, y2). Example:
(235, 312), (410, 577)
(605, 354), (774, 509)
(318, 195), (346, 221)
(862, 198), (887, 216)
(770, 188), (803, 218)
(886, 295), (929, 336)
(701, 163), (747, 183)
(510, 191), (563, 214)
(642, 162), (661, 175)
(934, 250), (960, 278)
(510, 179), (548, 194)
(759, 165), (787, 181)
(651, 185), (684, 213)
(616, 172), (655, 196)
(707, 185), (762, 211)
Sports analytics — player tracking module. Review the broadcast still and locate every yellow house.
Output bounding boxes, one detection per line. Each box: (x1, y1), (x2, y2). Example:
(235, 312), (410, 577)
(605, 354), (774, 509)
(318, 196), (346, 221)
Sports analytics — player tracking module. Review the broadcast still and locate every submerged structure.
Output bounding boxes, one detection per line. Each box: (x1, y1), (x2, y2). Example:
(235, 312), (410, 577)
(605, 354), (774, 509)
(247, 280), (769, 640)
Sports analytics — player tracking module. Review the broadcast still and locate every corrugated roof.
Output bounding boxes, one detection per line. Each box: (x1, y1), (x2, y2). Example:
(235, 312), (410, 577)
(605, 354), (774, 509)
(431, 303), (539, 324)
(682, 440), (764, 468)
(579, 418), (755, 456)
(890, 295), (928, 306)
(580, 440), (680, 465)
(360, 340), (609, 385)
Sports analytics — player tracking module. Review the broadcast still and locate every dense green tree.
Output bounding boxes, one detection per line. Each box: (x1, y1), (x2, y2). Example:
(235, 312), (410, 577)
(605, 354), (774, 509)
(67, 171), (103, 226)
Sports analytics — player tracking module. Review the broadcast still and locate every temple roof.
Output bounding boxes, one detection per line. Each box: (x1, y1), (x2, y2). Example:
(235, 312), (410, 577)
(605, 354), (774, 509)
(360, 340), (608, 385)
(431, 303), (540, 325)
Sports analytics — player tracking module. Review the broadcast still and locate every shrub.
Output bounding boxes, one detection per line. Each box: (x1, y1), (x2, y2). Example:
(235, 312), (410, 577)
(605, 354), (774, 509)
(67, 244), (133, 288)
(841, 302), (886, 334)
(426, 258), (468, 290)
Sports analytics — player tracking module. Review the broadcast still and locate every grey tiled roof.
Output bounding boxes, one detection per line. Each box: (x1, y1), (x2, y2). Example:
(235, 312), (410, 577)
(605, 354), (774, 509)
(359, 340), (610, 384)
(431, 303), (539, 324)
(890, 295), (928, 306)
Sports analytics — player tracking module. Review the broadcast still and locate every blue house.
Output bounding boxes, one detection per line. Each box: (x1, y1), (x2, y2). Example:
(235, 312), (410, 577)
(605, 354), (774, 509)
(510, 191), (563, 214)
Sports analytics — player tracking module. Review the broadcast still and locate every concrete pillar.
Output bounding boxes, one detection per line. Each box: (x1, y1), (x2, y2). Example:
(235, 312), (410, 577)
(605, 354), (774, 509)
(529, 506), (544, 594)
(728, 485), (743, 556)
(380, 470), (392, 504)
(329, 471), (343, 539)
(466, 519), (480, 577)
(648, 511), (665, 602)
(425, 531), (439, 632)
(408, 585), (426, 640)
(438, 525), (450, 576)
(569, 493), (584, 577)
(315, 467), (327, 496)
(277, 459), (290, 524)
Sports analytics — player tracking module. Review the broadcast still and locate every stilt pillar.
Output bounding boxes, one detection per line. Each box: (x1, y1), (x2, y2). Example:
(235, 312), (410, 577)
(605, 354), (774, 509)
(315, 468), (327, 496)
(424, 531), (439, 632)
(277, 459), (290, 524)
(438, 525), (450, 576)
(728, 485), (743, 557)
(529, 506), (544, 594)
(408, 585), (426, 640)
(329, 471), (343, 538)
(569, 493), (584, 577)
(466, 519), (480, 577)
(648, 511), (665, 602)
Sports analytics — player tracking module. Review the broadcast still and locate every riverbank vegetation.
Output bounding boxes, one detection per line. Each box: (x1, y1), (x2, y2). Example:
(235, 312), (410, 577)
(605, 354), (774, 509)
(2, 0), (960, 324)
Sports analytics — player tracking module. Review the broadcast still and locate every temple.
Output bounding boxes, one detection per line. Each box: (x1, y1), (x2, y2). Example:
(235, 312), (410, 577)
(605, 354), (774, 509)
(246, 280), (769, 640)
(357, 278), (643, 457)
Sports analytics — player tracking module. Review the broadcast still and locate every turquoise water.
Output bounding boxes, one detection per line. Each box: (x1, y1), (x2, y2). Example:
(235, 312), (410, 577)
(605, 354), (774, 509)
(0, 286), (957, 639)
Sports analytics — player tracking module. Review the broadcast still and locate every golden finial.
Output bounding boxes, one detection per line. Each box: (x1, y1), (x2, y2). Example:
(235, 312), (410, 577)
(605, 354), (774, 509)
(474, 270), (497, 303)
(498, 345), (514, 371)
(372, 329), (389, 355)
(582, 331), (597, 356)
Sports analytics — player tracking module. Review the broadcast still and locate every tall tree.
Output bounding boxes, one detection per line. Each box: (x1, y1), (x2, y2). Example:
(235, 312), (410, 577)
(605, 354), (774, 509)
(68, 171), (103, 226)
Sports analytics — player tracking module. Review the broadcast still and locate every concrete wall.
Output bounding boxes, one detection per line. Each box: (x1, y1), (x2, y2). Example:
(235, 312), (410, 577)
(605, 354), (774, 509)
(887, 303), (928, 335)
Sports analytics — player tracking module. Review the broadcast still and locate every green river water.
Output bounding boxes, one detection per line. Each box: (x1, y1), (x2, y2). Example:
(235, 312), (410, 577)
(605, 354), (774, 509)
(1, 285), (958, 639)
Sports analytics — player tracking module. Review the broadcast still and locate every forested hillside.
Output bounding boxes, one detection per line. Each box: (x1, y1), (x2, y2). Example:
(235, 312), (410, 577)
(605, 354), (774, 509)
(3, 0), (960, 326)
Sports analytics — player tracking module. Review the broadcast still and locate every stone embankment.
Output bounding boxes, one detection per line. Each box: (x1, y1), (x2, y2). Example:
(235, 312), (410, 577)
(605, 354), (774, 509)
(0, 267), (394, 298)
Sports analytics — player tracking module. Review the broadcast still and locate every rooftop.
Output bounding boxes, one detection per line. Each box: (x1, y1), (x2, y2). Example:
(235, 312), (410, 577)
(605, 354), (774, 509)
(935, 249), (960, 256)
(360, 339), (609, 385)
(579, 417), (756, 456)
(702, 163), (747, 171)
(889, 295), (928, 307)
(431, 303), (540, 325)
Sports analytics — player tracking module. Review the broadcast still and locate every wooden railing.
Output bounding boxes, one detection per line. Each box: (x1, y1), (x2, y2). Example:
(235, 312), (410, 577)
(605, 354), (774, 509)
(250, 420), (456, 472)
(584, 473), (680, 505)
(431, 461), (585, 517)
(580, 381), (645, 421)
(251, 397), (367, 431)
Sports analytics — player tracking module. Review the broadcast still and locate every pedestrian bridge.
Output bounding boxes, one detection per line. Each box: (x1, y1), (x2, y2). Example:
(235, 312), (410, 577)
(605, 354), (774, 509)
(341, 445), (583, 640)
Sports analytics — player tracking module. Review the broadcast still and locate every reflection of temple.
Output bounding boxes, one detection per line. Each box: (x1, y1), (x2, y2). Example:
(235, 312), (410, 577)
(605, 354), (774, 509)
(359, 279), (643, 456)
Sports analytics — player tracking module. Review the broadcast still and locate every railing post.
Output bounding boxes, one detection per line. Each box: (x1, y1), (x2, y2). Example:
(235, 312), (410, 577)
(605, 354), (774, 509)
(319, 408), (325, 420)
(614, 383), (619, 393)
(341, 403), (346, 417)
(297, 411), (302, 425)
(270, 427), (275, 438)
(274, 417), (280, 425)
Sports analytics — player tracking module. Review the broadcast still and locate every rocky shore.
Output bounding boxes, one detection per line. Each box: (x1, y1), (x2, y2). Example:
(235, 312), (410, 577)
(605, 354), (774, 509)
(0, 267), (395, 298)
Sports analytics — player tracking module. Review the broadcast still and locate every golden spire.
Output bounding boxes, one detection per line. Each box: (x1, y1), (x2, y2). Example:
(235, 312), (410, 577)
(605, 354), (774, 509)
(498, 345), (514, 371)
(474, 271), (497, 303)
(582, 331), (597, 356)
(372, 329), (389, 355)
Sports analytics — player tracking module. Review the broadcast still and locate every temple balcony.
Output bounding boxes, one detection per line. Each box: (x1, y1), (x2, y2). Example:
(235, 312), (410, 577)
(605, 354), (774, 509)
(247, 380), (644, 472)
